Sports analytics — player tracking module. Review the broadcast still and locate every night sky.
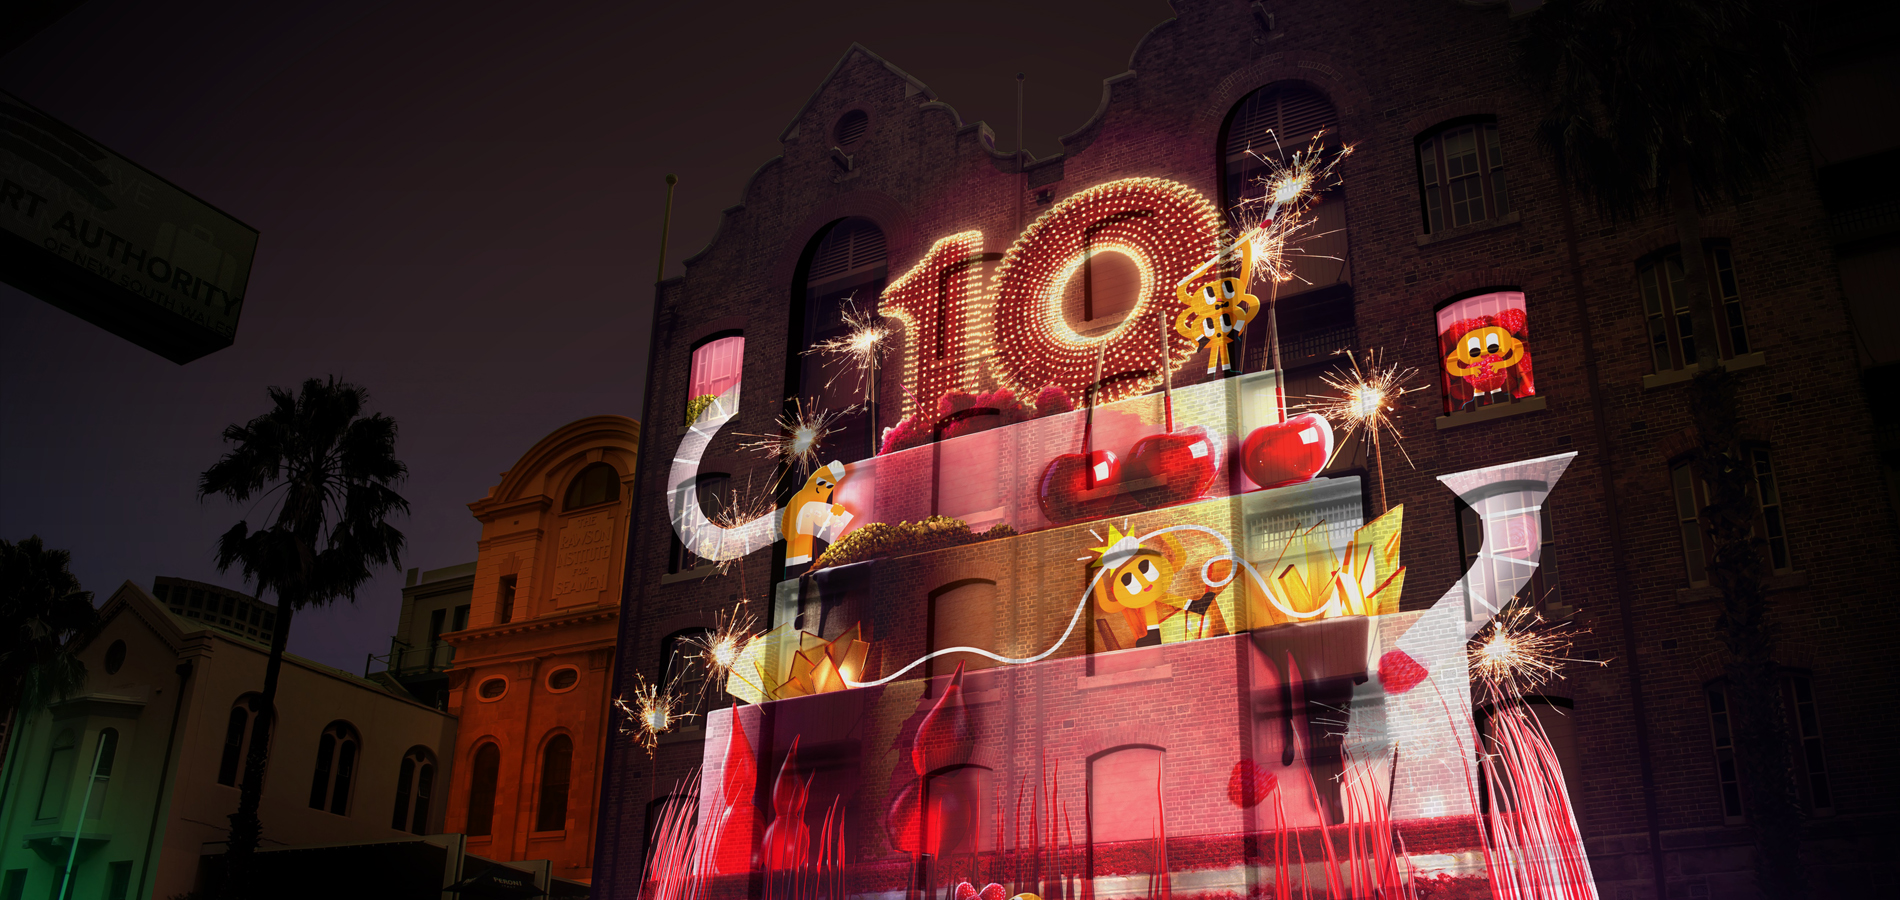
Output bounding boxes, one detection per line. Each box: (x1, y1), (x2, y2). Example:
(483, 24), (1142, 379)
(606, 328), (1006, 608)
(0, 0), (1175, 671)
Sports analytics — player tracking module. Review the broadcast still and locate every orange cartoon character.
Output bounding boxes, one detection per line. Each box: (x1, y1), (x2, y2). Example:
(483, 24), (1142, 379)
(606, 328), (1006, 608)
(1440, 309), (1534, 411)
(1088, 524), (1228, 650)
(1175, 242), (1263, 375)
(782, 461), (854, 567)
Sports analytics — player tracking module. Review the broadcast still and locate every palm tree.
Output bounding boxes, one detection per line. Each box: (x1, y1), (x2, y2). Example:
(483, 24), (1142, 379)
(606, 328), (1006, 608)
(1519, 3), (1812, 897)
(199, 377), (409, 897)
(1521, 0), (1809, 373)
(0, 537), (97, 814)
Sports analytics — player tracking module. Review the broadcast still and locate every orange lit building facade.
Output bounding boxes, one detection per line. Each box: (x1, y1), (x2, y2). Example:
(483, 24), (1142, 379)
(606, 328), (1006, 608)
(442, 415), (640, 885)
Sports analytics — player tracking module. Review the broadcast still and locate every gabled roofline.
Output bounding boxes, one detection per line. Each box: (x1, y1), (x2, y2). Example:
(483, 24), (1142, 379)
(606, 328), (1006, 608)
(777, 43), (937, 144)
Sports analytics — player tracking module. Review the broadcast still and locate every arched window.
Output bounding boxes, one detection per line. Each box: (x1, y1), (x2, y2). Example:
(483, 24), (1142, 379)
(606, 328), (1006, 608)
(467, 742), (502, 837)
(36, 729), (76, 819)
(688, 333), (746, 424)
(795, 217), (889, 460)
(535, 734), (574, 832)
(1417, 118), (1509, 233)
(924, 764), (995, 856)
(217, 693), (270, 787)
(1088, 746), (1165, 859)
(928, 579), (1000, 681)
(1637, 244), (1751, 372)
(308, 721), (360, 815)
(392, 746), (438, 834)
(1221, 82), (1349, 301)
(563, 462), (620, 510)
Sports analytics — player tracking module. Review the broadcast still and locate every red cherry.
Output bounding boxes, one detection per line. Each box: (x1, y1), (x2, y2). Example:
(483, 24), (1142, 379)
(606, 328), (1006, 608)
(1240, 414), (1333, 490)
(1228, 758), (1278, 808)
(1378, 650), (1428, 694)
(1037, 449), (1123, 525)
(1125, 426), (1218, 510)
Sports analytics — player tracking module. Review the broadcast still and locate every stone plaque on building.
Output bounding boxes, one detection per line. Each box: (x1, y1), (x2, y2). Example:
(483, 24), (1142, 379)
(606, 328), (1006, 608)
(552, 512), (614, 606)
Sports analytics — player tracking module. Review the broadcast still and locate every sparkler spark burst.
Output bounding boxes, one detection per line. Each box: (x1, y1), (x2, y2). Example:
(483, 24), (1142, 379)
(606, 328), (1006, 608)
(806, 298), (889, 394)
(615, 673), (694, 755)
(1468, 603), (1606, 696)
(1305, 348), (1421, 470)
(689, 603), (758, 693)
(1217, 130), (1354, 290)
(739, 399), (838, 476)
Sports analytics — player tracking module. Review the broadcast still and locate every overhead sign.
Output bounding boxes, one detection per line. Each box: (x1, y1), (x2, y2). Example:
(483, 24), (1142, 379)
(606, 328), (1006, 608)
(0, 89), (257, 363)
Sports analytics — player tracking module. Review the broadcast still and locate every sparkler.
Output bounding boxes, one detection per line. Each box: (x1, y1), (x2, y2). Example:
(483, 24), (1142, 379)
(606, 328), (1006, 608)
(806, 298), (889, 458)
(739, 399), (839, 479)
(1303, 348), (1420, 515)
(807, 299), (891, 391)
(616, 672), (693, 755)
(1468, 602), (1606, 697)
(689, 603), (758, 696)
(1202, 130), (1355, 291)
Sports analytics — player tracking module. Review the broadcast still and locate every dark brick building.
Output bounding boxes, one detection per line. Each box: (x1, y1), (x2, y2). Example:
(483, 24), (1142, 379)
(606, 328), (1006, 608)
(594, 3), (1900, 898)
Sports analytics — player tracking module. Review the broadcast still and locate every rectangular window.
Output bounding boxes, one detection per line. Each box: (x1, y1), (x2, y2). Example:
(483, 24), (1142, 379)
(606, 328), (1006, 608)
(1752, 448), (1790, 573)
(1457, 496), (1562, 614)
(1672, 448), (1790, 584)
(1706, 686), (1745, 822)
(1637, 247), (1752, 372)
(1672, 464), (1708, 585)
(687, 335), (745, 421)
(1436, 291), (1534, 416)
(1787, 675), (1832, 812)
(106, 861), (133, 900)
(668, 474), (730, 574)
(452, 604), (470, 632)
(1419, 121), (1507, 233)
(0, 869), (22, 900)
(497, 576), (517, 624)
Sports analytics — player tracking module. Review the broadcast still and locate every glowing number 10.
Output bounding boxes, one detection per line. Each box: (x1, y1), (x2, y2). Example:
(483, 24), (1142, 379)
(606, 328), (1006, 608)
(879, 178), (1224, 414)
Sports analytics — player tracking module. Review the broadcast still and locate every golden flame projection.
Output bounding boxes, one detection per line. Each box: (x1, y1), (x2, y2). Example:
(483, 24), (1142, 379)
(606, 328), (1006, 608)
(1243, 505), (1406, 627)
(724, 622), (872, 704)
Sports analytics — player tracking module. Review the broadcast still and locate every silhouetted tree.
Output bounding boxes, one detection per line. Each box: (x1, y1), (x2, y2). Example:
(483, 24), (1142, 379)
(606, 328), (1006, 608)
(0, 536), (97, 811)
(200, 378), (408, 898)
(1520, 3), (1812, 896)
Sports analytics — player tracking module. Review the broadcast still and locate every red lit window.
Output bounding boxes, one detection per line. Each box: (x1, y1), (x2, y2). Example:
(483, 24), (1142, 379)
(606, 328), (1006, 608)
(1436, 291), (1535, 416)
(688, 335), (744, 416)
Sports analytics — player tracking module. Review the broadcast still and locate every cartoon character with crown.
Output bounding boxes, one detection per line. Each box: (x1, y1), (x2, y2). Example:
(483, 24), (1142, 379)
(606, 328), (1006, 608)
(1086, 523), (1229, 651)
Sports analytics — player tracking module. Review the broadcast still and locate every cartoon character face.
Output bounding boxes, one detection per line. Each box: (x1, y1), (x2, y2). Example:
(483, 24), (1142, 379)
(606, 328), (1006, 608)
(1443, 325), (1524, 378)
(1175, 244), (1263, 372)
(1106, 550), (1172, 610)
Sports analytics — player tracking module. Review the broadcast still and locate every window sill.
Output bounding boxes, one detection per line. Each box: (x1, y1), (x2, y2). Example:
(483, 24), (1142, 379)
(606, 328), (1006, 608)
(660, 566), (721, 585)
(1416, 210), (1520, 247)
(1674, 570), (1808, 605)
(1434, 394), (1546, 430)
(529, 829), (567, 841)
(1642, 352), (1768, 390)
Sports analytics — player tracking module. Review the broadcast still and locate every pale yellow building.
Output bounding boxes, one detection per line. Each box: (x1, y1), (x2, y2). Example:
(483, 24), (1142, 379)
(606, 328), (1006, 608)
(0, 581), (458, 899)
